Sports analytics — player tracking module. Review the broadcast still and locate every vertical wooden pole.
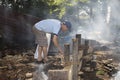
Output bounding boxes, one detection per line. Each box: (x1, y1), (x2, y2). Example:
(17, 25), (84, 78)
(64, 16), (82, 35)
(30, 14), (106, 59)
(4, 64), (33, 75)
(81, 40), (89, 72)
(64, 43), (70, 63)
(83, 40), (89, 56)
(72, 38), (78, 80)
(76, 34), (83, 80)
(76, 34), (81, 49)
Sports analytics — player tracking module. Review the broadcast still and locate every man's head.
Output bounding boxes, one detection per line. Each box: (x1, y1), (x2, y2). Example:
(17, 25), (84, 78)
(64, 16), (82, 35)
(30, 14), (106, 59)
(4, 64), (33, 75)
(61, 21), (72, 32)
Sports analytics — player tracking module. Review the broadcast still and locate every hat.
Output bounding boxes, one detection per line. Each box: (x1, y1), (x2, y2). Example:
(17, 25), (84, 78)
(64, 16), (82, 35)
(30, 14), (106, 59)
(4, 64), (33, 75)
(63, 21), (72, 32)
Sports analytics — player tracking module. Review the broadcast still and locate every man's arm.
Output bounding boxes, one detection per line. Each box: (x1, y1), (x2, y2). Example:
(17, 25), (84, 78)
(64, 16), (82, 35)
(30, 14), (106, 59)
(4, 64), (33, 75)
(52, 35), (63, 54)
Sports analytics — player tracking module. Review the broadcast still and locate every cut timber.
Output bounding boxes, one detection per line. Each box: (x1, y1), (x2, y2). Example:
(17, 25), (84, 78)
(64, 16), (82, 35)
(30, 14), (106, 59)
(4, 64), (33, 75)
(0, 66), (8, 69)
(48, 65), (73, 80)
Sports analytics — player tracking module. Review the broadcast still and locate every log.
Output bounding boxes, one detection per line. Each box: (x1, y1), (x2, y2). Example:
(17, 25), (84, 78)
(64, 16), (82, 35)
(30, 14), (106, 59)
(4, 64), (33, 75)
(0, 66), (8, 69)
(96, 60), (116, 71)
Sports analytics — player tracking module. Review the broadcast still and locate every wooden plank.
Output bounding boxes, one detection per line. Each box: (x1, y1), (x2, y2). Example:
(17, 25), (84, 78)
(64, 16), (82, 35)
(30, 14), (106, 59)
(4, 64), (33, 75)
(48, 70), (68, 80)
(48, 65), (73, 80)
(72, 38), (78, 80)
(64, 65), (73, 80)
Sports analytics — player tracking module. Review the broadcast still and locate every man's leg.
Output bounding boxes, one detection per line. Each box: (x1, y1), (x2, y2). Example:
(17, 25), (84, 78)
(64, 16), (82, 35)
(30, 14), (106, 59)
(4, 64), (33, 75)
(38, 46), (43, 61)
(43, 46), (48, 62)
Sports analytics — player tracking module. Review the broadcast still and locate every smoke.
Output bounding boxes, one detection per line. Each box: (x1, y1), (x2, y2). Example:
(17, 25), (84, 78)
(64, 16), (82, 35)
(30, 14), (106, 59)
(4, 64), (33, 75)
(33, 64), (48, 80)
(62, 0), (120, 44)
(111, 71), (120, 80)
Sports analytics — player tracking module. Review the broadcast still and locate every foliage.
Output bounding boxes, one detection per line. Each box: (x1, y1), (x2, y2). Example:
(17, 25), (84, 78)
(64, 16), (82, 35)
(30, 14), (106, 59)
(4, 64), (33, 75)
(44, 0), (73, 18)
(0, 0), (71, 18)
(0, 0), (106, 19)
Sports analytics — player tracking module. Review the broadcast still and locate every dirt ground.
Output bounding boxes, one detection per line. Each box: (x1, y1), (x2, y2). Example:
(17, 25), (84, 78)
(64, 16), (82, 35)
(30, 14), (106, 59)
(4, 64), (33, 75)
(0, 48), (119, 80)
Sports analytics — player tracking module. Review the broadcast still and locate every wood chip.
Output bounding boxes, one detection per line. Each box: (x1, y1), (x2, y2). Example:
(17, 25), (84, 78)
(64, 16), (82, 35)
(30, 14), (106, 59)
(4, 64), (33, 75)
(25, 73), (33, 78)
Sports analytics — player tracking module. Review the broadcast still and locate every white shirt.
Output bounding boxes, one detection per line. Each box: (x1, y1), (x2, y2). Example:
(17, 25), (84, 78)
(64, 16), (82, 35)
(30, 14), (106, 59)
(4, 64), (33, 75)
(35, 19), (61, 35)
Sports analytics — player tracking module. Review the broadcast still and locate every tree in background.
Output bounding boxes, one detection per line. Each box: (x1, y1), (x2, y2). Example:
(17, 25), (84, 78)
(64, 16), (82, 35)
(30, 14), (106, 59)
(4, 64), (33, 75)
(0, 0), (71, 19)
(0, 0), (113, 29)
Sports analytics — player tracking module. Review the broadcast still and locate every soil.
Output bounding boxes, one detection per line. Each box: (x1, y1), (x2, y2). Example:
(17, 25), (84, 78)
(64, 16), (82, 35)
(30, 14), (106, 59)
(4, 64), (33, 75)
(0, 48), (119, 80)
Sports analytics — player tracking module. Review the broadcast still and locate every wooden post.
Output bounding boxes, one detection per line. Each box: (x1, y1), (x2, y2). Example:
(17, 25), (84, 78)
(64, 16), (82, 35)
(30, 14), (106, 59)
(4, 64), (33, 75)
(72, 38), (78, 80)
(76, 34), (81, 49)
(64, 43), (70, 63)
(76, 34), (83, 70)
(81, 40), (89, 71)
(83, 40), (89, 55)
(76, 34), (83, 79)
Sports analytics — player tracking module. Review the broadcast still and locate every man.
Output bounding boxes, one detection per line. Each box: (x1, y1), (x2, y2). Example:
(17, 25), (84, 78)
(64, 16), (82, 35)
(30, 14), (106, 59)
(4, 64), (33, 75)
(33, 19), (72, 63)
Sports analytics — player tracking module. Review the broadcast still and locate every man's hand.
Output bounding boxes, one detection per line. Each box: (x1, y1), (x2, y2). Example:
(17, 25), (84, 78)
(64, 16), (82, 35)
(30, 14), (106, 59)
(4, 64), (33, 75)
(52, 35), (64, 54)
(58, 48), (64, 54)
